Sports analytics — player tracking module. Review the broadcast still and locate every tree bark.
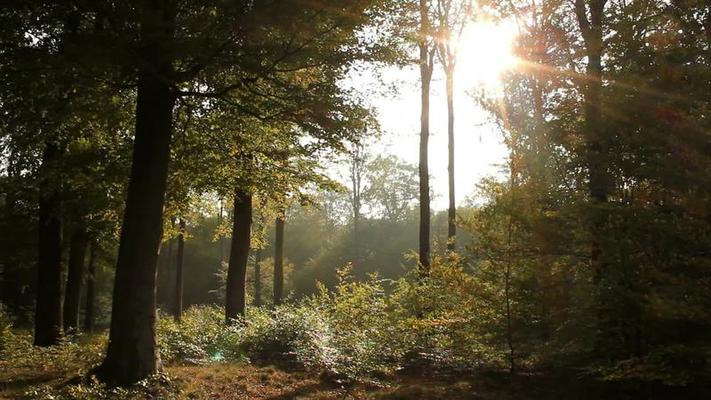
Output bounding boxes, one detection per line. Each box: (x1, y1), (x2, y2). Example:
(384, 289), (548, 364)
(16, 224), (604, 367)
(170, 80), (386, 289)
(418, 0), (433, 274)
(2, 152), (21, 317)
(574, 0), (613, 352)
(273, 214), (285, 306)
(505, 150), (518, 374)
(63, 225), (89, 331)
(33, 6), (82, 348)
(158, 218), (175, 310)
(84, 240), (97, 332)
(34, 143), (64, 346)
(253, 248), (262, 307)
(96, 0), (176, 385)
(225, 189), (252, 322)
(445, 69), (456, 251)
(173, 218), (185, 323)
(350, 146), (364, 268)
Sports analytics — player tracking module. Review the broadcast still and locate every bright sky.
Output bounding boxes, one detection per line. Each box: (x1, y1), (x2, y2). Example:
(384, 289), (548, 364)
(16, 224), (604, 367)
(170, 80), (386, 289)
(345, 21), (518, 210)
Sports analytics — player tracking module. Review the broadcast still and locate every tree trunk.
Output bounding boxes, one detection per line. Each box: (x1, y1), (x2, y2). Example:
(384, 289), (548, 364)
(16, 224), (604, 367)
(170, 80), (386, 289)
(84, 240), (97, 332)
(2, 153), (21, 317)
(418, 0), (433, 274)
(159, 218), (175, 310)
(253, 248), (262, 307)
(95, 1), (176, 385)
(445, 69), (456, 251)
(63, 225), (89, 331)
(225, 189), (252, 322)
(505, 151), (518, 374)
(574, 0), (613, 353)
(34, 143), (64, 347)
(273, 214), (285, 306)
(350, 146), (363, 268)
(173, 218), (185, 323)
(218, 199), (225, 264)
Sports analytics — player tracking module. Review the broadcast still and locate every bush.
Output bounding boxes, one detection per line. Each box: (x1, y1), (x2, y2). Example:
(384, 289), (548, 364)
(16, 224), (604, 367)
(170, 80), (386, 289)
(240, 305), (336, 371)
(0, 303), (13, 352)
(308, 269), (407, 380)
(157, 305), (243, 364)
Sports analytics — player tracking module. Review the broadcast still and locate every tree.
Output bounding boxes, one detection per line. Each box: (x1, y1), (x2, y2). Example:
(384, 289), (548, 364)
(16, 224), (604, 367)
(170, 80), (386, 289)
(417, 0), (436, 273)
(96, 1), (177, 384)
(364, 155), (420, 222)
(83, 240), (98, 332)
(348, 144), (367, 267)
(573, 0), (616, 354)
(173, 218), (186, 323)
(63, 225), (89, 331)
(435, 0), (472, 251)
(225, 189), (252, 321)
(273, 212), (286, 306)
(32, 8), (83, 347)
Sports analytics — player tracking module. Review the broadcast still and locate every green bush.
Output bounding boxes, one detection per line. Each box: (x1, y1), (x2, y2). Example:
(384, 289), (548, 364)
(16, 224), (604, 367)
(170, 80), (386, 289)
(0, 303), (13, 352)
(157, 305), (243, 364)
(239, 305), (337, 371)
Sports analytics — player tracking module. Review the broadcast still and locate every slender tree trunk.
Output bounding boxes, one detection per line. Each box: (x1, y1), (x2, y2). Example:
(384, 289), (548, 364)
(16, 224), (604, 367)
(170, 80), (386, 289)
(160, 219), (175, 310)
(218, 199), (225, 264)
(96, 1), (176, 385)
(418, 0), (433, 274)
(84, 240), (97, 332)
(63, 225), (89, 331)
(504, 225), (515, 374)
(173, 219), (185, 323)
(273, 214), (285, 306)
(504, 152), (517, 374)
(33, 8), (81, 347)
(2, 153), (21, 317)
(350, 146), (363, 268)
(445, 69), (456, 251)
(34, 143), (64, 346)
(225, 189), (252, 322)
(253, 248), (262, 307)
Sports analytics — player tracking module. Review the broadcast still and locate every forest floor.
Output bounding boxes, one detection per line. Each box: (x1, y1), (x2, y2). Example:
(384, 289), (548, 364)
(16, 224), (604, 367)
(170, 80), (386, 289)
(0, 360), (633, 400)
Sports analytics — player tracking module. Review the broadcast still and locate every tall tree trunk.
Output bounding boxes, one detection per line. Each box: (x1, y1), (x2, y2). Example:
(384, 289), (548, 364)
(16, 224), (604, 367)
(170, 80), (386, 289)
(504, 150), (518, 374)
(574, 0), (613, 353)
(253, 248), (262, 307)
(34, 143), (64, 346)
(84, 240), (97, 332)
(173, 218), (185, 323)
(96, 1), (176, 385)
(350, 146), (363, 268)
(156, 231), (169, 308)
(63, 225), (89, 331)
(445, 69), (456, 251)
(159, 218), (175, 310)
(2, 152), (21, 317)
(33, 7), (82, 347)
(418, 0), (434, 274)
(218, 199), (225, 263)
(273, 214), (285, 306)
(225, 189), (252, 322)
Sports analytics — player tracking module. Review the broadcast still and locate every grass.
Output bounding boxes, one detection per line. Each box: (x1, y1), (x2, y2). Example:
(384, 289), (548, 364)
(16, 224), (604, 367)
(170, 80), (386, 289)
(0, 351), (624, 400)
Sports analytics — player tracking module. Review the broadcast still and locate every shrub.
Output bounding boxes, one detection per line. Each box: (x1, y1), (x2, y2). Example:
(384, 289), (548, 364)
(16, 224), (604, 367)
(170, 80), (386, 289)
(0, 303), (13, 352)
(308, 269), (408, 380)
(239, 305), (337, 371)
(157, 305), (243, 364)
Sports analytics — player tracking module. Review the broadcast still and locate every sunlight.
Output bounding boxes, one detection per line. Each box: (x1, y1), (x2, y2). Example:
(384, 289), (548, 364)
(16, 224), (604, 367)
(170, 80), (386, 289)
(454, 20), (519, 90)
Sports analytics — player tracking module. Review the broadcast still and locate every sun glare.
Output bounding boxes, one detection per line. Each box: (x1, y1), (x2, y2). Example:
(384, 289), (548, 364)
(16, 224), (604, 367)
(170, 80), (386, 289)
(454, 20), (518, 90)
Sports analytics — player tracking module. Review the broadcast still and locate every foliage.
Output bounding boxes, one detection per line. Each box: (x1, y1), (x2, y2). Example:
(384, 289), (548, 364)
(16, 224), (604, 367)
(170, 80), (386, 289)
(156, 306), (244, 365)
(0, 330), (106, 387)
(22, 373), (177, 400)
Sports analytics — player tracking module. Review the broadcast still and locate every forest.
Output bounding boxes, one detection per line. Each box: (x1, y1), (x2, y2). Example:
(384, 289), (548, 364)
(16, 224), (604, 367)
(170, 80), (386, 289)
(0, 0), (710, 399)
